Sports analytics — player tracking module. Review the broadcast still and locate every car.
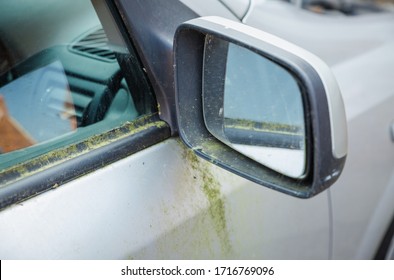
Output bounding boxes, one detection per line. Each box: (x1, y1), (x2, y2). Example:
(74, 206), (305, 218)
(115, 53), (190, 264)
(0, 0), (393, 259)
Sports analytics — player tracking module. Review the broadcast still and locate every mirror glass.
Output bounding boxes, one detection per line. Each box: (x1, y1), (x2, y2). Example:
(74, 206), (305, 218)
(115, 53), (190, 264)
(203, 36), (306, 178)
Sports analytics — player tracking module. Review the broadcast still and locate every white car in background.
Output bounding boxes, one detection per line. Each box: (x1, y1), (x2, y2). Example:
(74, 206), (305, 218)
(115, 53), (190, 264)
(0, 0), (393, 259)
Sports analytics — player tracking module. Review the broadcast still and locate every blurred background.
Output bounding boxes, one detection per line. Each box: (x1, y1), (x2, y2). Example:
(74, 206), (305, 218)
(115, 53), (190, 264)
(289, 0), (394, 14)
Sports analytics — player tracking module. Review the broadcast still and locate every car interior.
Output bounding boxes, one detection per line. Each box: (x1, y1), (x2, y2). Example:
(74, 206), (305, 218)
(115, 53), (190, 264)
(0, 0), (152, 169)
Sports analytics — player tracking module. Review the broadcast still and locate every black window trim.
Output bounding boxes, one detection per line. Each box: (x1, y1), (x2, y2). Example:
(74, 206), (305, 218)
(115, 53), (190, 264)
(0, 114), (170, 211)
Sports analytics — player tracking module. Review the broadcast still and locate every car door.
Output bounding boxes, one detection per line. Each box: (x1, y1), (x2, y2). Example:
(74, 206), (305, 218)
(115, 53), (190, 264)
(0, 0), (335, 259)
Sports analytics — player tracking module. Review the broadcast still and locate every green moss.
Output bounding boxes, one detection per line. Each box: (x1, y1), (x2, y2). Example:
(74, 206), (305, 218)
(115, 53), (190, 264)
(201, 173), (231, 255)
(180, 143), (232, 256)
(1, 115), (167, 188)
(157, 103), (161, 115)
(182, 146), (201, 171)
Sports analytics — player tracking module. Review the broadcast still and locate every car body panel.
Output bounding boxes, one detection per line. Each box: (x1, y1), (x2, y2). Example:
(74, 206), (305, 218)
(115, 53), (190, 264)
(331, 51), (394, 258)
(243, 0), (394, 66)
(0, 139), (330, 259)
(0, 0), (393, 259)
(238, 0), (394, 259)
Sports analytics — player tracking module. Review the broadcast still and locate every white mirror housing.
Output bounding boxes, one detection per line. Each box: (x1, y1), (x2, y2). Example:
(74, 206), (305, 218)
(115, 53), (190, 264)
(175, 16), (347, 198)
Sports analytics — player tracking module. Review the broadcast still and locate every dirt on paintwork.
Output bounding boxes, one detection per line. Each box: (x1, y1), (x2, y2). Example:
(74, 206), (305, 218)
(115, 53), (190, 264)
(180, 142), (232, 256)
(128, 141), (233, 259)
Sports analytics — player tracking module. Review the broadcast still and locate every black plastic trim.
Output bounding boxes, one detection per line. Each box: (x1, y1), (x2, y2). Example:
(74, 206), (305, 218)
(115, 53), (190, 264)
(375, 213), (394, 259)
(103, 0), (157, 116)
(113, 0), (199, 133)
(0, 114), (170, 210)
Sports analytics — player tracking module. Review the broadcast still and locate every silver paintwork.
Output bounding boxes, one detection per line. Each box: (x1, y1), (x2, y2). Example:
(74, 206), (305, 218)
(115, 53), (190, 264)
(0, 0), (393, 259)
(0, 139), (330, 259)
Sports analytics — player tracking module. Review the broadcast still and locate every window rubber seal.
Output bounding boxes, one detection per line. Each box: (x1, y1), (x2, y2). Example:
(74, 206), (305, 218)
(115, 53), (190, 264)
(0, 114), (170, 211)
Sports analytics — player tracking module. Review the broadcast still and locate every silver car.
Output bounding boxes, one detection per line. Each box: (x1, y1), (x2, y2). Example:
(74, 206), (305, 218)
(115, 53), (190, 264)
(0, 0), (393, 259)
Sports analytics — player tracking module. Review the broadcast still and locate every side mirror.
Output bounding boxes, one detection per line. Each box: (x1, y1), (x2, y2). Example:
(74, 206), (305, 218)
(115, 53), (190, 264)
(174, 17), (347, 198)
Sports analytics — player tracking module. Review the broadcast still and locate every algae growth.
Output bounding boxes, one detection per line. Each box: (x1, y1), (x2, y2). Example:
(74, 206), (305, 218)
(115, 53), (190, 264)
(182, 145), (232, 256)
(1, 115), (167, 188)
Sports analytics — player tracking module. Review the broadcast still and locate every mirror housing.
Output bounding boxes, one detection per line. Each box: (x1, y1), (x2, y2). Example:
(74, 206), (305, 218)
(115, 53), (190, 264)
(174, 17), (347, 198)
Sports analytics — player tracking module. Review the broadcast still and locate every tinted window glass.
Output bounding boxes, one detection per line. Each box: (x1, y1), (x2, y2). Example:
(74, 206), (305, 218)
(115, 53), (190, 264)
(0, 0), (154, 167)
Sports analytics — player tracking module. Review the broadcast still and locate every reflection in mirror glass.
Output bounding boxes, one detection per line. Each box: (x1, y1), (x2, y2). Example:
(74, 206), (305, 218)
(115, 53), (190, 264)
(204, 37), (306, 178)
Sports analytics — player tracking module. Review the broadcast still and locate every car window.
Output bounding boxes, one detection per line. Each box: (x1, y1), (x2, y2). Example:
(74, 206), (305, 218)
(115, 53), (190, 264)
(0, 0), (156, 170)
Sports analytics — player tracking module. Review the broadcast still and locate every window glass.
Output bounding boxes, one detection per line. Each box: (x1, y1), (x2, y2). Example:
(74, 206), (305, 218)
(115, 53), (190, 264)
(0, 0), (154, 169)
